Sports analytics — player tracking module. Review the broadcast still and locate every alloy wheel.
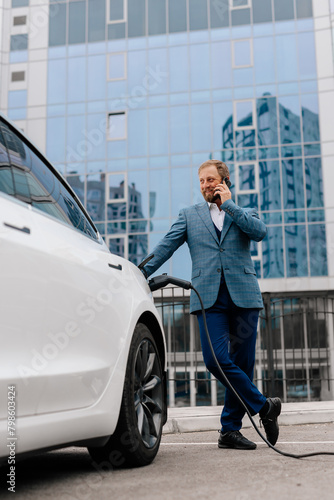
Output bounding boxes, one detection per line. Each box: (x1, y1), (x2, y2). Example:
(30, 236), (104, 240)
(134, 339), (163, 448)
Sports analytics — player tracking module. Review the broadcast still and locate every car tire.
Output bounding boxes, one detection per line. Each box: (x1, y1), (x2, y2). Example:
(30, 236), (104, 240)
(88, 323), (164, 468)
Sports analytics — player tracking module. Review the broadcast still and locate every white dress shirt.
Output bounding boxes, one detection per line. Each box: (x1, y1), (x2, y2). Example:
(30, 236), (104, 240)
(208, 202), (225, 232)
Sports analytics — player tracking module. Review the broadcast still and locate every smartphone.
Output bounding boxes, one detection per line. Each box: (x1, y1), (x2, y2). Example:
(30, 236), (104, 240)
(212, 177), (231, 201)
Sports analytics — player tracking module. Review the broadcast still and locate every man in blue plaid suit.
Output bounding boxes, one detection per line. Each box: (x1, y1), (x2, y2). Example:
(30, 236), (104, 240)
(141, 159), (281, 450)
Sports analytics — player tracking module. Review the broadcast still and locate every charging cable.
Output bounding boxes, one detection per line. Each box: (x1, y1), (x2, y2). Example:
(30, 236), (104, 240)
(148, 273), (334, 459)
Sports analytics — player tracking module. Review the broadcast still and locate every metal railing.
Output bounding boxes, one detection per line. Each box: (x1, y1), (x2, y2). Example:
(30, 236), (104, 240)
(153, 287), (334, 407)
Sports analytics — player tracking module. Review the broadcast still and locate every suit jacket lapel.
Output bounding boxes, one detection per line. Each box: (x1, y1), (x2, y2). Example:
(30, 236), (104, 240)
(195, 203), (219, 245)
(220, 212), (233, 243)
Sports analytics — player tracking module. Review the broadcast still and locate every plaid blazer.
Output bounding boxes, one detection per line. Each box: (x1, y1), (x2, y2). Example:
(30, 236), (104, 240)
(143, 199), (267, 313)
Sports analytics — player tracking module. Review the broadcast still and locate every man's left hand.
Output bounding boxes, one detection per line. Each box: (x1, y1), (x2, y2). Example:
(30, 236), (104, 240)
(214, 181), (232, 204)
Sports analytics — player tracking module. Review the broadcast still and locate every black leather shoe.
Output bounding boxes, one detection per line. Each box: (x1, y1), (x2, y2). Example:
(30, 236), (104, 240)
(218, 430), (257, 450)
(259, 397), (282, 446)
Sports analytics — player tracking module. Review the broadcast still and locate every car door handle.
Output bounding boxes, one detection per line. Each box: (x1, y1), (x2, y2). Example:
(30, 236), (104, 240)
(4, 222), (31, 234)
(108, 263), (122, 271)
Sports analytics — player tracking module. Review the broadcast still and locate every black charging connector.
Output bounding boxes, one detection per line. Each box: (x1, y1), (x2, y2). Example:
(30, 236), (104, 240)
(149, 274), (334, 459)
(149, 273), (192, 292)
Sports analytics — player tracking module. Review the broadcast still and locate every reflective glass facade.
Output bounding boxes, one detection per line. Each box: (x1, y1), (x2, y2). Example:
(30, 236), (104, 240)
(5, 0), (333, 284)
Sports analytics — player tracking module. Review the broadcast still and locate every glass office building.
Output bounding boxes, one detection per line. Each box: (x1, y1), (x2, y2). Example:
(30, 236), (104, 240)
(1, 0), (334, 288)
(2, 0), (334, 289)
(1, 0), (334, 405)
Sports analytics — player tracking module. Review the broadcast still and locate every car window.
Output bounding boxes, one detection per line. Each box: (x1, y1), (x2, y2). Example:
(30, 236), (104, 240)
(57, 183), (97, 239)
(1, 122), (31, 171)
(29, 149), (55, 200)
(0, 126), (15, 196)
(0, 120), (98, 241)
(12, 168), (31, 201)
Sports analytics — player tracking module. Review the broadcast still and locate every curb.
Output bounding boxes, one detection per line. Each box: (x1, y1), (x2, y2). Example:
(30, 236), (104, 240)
(163, 401), (334, 434)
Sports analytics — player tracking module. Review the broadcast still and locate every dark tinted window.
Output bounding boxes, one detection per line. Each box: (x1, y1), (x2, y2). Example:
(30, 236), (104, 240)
(189, 0), (208, 30)
(231, 7), (251, 25)
(128, 0), (146, 37)
(274, 0), (294, 22)
(0, 121), (98, 240)
(88, 0), (106, 42)
(210, 0), (229, 28)
(108, 22), (126, 39)
(168, 0), (187, 32)
(12, 0), (29, 6)
(252, 0), (272, 23)
(296, 0), (313, 19)
(0, 127), (14, 196)
(109, 0), (124, 21)
(49, 3), (67, 46)
(148, 0), (166, 35)
(10, 34), (28, 51)
(69, 1), (86, 44)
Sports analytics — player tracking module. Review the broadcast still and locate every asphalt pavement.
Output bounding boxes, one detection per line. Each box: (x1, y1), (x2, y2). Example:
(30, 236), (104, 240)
(2, 422), (334, 500)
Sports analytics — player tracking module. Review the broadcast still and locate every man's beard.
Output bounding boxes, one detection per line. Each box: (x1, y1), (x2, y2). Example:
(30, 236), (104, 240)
(202, 189), (217, 203)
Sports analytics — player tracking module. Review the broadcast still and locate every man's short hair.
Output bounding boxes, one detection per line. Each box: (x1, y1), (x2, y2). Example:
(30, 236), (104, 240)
(198, 159), (230, 180)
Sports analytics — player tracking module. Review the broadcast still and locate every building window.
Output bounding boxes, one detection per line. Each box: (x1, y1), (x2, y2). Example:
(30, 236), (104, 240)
(106, 0), (127, 39)
(13, 15), (27, 26)
(234, 100), (256, 129)
(252, 0), (273, 23)
(11, 71), (25, 82)
(128, 0), (146, 37)
(10, 34), (28, 51)
(273, 0), (295, 22)
(49, 3), (67, 46)
(107, 53), (127, 81)
(106, 172), (127, 203)
(236, 161), (259, 211)
(295, 0), (313, 19)
(108, 111), (127, 140)
(168, 0), (187, 33)
(236, 162), (258, 192)
(108, 235), (127, 259)
(231, 0), (251, 25)
(12, 0), (29, 7)
(232, 0), (251, 8)
(7, 89), (27, 120)
(232, 39), (253, 68)
(107, 0), (126, 22)
(69, 1), (86, 45)
(148, 0), (167, 35)
(189, 0), (208, 31)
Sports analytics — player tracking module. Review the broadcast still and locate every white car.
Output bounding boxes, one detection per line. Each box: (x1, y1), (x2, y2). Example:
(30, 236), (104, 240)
(0, 113), (167, 469)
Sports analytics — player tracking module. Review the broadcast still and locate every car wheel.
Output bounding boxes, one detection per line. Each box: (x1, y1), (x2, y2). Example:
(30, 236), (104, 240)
(88, 323), (164, 468)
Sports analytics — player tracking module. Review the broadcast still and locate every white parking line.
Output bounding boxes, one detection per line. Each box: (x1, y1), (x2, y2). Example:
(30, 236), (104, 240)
(161, 441), (334, 446)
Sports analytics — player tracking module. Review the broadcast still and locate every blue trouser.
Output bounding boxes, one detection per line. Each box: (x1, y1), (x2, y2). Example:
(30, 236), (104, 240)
(196, 278), (266, 432)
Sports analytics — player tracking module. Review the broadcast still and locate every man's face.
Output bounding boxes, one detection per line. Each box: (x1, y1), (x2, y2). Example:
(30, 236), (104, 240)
(199, 166), (222, 203)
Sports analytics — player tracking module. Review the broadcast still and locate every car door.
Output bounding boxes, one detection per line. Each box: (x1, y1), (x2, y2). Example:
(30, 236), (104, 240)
(0, 127), (47, 419)
(0, 119), (133, 418)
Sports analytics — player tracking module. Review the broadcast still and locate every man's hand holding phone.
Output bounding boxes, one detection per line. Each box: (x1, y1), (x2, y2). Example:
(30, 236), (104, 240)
(212, 177), (232, 204)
